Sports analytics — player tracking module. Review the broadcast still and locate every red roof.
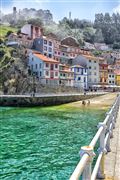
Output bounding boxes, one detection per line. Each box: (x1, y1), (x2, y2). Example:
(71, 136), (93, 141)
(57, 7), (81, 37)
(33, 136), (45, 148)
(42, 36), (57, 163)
(33, 53), (59, 63)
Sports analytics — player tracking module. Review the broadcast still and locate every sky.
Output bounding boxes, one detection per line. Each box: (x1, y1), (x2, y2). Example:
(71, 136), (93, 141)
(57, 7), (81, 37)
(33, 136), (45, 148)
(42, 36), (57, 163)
(1, 0), (120, 22)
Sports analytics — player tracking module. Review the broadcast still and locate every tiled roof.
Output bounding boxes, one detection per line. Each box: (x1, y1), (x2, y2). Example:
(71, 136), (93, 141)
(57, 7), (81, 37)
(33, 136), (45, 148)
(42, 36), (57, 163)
(60, 69), (73, 73)
(33, 53), (59, 63)
(114, 69), (120, 75)
(83, 55), (104, 61)
(71, 65), (85, 68)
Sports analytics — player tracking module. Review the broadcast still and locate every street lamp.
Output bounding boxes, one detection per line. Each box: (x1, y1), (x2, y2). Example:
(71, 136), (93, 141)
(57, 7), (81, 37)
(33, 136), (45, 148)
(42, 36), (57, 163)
(32, 72), (36, 97)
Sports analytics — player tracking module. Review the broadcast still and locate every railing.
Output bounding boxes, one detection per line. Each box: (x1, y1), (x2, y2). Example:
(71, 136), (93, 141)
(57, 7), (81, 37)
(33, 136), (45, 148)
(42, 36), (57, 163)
(70, 94), (120, 180)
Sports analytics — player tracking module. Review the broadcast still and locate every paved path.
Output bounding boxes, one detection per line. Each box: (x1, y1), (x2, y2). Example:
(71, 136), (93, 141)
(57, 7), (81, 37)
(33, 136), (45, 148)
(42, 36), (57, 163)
(0, 92), (107, 98)
(104, 107), (120, 180)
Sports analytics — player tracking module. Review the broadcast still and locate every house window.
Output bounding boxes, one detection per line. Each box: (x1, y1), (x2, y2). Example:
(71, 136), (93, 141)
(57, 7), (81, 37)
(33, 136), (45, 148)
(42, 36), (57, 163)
(94, 66), (96, 70)
(55, 64), (58, 69)
(89, 60), (91, 63)
(46, 63), (49, 68)
(55, 72), (58, 76)
(89, 66), (91, 69)
(109, 81), (111, 83)
(112, 81), (114, 84)
(38, 40), (41, 44)
(58, 52), (60, 55)
(109, 75), (111, 77)
(44, 40), (47, 44)
(49, 54), (52, 58)
(55, 51), (57, 54)
(31, 64), (33, 70)
(94, 78), (97, 82)
(36, 64), (37, 69)
(81, 69), (83, 75)
(44, 46), (47, 51)
(46, 71), (49, 76)
(112, 75), (114, 78)
(40, 71), (42, 76)
(39, 63), (41, 69)
(78, 77), (81, 81)
(84, 77), (86, 82)
(32, 58), (34, 61)
(49, 41), (52, 46)
(94, 72), (96, 75)
(49, 47), (52, 52)
(94, 61), (96, 63)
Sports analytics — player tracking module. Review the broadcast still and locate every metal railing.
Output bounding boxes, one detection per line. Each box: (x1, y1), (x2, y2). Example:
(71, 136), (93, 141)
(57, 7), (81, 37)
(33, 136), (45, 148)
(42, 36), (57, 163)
(70, 94), (120, 180)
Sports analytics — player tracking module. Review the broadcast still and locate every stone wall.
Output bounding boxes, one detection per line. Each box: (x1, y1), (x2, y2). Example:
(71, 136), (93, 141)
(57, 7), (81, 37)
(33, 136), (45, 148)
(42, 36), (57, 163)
(0, 94), (105, 107)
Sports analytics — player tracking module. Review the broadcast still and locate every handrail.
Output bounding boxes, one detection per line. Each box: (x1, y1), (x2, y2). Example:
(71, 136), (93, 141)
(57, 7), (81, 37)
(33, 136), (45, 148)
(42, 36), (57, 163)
(91, 152), (103, 180)
(70, 154), (89, 180)
(70, 94), (120, 180)
(89, 126), (103, 148)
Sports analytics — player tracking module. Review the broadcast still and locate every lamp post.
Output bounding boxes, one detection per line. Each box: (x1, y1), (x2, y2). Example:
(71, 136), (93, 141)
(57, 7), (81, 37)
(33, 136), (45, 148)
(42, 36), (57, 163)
(32, 72), (36, 97)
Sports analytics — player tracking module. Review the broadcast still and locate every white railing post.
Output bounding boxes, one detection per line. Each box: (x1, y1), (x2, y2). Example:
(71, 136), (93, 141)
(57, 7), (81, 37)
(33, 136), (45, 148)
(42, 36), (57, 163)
(79, 146), (95, 180)
(97, 122), (106, 179)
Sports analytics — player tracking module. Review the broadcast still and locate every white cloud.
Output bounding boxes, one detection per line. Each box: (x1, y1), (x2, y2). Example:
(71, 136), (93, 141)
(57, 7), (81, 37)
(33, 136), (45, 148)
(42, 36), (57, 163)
(113, 4), (120, 13)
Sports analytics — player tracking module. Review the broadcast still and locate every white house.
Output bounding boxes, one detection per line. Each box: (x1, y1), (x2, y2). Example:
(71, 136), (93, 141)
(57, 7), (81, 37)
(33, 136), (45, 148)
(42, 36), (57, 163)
(71, 65), (88, 90)
(21, 24), (43, 39)
(73, 55), (99, 88)
(28, 52), (59, 85)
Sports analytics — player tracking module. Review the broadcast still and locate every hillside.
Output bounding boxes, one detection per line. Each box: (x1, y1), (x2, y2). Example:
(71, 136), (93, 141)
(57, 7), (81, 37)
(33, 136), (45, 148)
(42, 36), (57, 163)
(0, 25), (18, 37)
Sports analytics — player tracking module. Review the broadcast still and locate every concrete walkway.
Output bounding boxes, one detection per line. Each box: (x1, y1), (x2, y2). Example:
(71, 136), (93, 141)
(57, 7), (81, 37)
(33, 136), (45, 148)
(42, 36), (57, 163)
(104, 107), (120, 180)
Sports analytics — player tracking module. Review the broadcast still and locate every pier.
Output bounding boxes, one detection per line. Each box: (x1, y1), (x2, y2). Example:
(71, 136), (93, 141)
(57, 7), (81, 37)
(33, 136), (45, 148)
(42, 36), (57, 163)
(70, 94), (120, 180)
(0, 92), (107, 107)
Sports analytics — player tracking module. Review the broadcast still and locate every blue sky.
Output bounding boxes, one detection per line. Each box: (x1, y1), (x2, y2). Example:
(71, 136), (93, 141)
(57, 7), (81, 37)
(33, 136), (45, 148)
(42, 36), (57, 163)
(1, 0), (120, 22)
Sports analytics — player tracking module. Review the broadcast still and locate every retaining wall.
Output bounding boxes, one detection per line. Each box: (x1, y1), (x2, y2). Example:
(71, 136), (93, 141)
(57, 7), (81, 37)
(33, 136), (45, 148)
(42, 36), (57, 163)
(0, 93), (105, 107)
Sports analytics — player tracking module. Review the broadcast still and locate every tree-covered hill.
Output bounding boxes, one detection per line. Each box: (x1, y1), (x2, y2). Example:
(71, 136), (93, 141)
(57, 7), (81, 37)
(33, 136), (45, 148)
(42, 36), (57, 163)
(1, 8), (120, 48)
(0, 25), (18, 37)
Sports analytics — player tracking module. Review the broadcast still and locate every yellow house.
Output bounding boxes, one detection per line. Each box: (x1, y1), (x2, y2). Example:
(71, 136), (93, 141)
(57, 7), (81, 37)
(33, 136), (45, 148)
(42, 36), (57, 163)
(115, 70), (120, 86)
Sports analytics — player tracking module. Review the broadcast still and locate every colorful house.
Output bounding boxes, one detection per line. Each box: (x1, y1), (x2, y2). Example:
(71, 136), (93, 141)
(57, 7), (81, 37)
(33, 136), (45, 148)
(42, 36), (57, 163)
(28, 52), (59, 85)
(59, 64), (74, 87)
(99, 63), (108, 85)
(7, 32), (33, 48)
(32, 36), (54, 58)
(73, 55), (100, 88)
(21, 24), (43, 39)
(71, 65), (88, 90)
(114, 70), (120, 86)
(108, 65), (115, 85)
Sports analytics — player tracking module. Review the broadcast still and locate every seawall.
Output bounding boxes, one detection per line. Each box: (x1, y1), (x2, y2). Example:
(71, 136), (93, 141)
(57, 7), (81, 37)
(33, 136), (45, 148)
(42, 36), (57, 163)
(0, 93), (106, 107)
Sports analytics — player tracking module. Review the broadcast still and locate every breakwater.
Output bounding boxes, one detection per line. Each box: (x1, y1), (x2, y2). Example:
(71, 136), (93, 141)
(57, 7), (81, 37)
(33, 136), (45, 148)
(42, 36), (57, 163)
(0, 93), (106, 107)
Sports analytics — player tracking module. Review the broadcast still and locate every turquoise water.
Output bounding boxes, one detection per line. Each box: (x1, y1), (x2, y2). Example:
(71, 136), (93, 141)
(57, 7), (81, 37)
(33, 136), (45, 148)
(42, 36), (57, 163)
(0, 105), (106, 180)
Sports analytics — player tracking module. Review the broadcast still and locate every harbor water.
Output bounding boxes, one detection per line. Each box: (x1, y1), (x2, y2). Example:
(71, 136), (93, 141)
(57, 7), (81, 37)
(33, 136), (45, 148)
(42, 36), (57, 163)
(0, 104), (107, 180)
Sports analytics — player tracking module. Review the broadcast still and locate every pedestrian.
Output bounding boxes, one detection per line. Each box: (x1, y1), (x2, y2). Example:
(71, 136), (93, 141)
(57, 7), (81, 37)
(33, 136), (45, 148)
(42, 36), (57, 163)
(82, 100), (86, 105)
(87, 100), (90, 105)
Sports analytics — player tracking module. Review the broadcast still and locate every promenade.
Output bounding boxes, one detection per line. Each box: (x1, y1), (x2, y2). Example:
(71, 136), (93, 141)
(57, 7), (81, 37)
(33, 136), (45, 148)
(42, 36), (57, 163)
(105, 107), (120, 180)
